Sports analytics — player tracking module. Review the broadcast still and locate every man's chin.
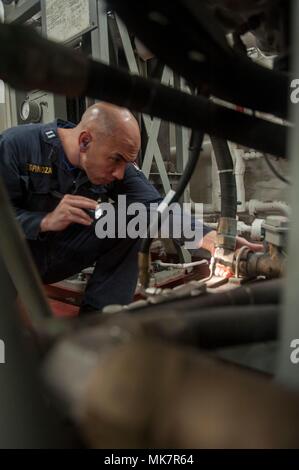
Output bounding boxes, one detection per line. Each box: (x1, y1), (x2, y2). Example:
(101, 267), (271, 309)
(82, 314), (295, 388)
(91, 177), (112, 185)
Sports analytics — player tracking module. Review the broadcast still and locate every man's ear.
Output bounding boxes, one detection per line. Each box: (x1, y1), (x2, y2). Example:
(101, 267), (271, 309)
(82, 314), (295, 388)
(79, 131), (92, 151)
(80, 142), (88, 151)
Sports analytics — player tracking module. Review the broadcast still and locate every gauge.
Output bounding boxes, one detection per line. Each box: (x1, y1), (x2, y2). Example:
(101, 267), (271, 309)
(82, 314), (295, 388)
(20, 100), (43, 123)
(20, 101), (30, 121)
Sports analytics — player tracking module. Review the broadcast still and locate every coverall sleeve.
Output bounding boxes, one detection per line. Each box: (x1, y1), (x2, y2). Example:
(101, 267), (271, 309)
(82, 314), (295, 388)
(0, 135), (47, 240)
(109, 163), (163, 206)
(109, 163), (213, 243)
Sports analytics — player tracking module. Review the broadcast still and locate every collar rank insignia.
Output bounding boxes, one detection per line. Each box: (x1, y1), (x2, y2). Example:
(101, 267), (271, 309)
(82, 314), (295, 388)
(45, 130), (56, 140)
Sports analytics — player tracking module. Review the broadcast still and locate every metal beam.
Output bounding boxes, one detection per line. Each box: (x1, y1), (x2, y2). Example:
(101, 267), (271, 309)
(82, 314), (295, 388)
(91, 0), (109, 64)
(5, 0), (40, 24)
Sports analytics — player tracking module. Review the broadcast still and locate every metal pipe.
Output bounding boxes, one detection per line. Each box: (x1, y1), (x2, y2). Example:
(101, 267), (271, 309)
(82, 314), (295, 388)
(246, 200), (290, 218)
(234, 146), (246, 213)
(206, 221), (253, 235)
(76, 338), (299, 449)
(234, 246), (285, 279)
(0, 175), (53, 325)
(154, 259), (208, 270)
(125, 279), (283, 315)
(0, 258), (72, 448)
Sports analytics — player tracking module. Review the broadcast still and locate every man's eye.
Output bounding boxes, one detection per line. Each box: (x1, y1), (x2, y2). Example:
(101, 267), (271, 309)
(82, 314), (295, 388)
(111, 155), (122, 163)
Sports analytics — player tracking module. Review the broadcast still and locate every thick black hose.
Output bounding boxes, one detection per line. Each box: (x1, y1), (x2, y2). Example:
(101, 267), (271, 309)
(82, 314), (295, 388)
(0, 23), (288, 158)
(143, 304), (279, 349)
(210, 137), (237, 219)
(88, 60), (287, 158)
(172, 130), (205, 203)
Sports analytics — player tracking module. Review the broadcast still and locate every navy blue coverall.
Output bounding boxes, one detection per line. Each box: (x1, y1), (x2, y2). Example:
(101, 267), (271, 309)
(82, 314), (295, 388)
(0, 119), (211, 310)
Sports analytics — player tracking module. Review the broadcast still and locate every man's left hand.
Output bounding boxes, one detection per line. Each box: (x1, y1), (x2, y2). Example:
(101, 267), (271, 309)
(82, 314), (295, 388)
(201, 231), (264, 278)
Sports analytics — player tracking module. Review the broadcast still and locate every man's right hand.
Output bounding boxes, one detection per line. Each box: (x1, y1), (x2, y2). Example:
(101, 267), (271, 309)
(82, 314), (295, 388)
(40, 194), (97, 232)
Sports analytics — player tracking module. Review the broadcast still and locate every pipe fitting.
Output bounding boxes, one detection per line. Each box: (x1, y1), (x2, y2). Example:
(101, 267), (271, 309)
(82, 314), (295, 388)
(217, 217), (237, 251)
(247, 200), (290, 218)
(233, 244), (285, 279)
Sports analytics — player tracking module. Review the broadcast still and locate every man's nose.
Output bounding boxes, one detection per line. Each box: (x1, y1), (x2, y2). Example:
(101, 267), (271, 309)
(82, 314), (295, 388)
(112, 165), (126, 180)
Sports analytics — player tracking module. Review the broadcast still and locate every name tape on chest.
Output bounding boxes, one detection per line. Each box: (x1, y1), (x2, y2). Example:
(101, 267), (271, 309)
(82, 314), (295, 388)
(27, 163), (53, 175)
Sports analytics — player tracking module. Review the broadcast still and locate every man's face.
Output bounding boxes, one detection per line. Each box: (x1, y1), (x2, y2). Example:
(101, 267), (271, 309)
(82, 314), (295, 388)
(80, 133), (138, 185)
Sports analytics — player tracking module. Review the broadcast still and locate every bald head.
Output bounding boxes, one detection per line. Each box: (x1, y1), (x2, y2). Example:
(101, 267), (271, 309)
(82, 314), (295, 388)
(79, 102), (141, 162)
(58, 102), (141, 184)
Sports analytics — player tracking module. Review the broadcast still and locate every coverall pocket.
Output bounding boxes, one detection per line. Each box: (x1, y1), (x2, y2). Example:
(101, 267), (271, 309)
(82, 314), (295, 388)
(25, 175), (56, 212)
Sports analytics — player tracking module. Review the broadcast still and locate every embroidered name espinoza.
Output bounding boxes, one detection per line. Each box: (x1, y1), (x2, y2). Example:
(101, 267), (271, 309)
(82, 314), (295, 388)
(27, 164), (52, 175)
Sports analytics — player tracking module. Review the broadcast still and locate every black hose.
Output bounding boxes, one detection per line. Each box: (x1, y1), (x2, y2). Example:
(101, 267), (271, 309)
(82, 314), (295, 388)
(73, 299), (279, 350)
(0, 24), (288, 158)
(173, 130), (205, 203)
(143, 304), (279, 349)
(140, 129), (205, 255)
(109, 0), (290, 119)
(210, 137), (237, 219)
(88, 61), (287, 158)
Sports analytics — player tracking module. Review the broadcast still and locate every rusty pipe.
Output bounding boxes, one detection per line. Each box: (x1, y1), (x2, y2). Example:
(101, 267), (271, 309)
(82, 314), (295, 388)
(234, 245), (285, 279)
